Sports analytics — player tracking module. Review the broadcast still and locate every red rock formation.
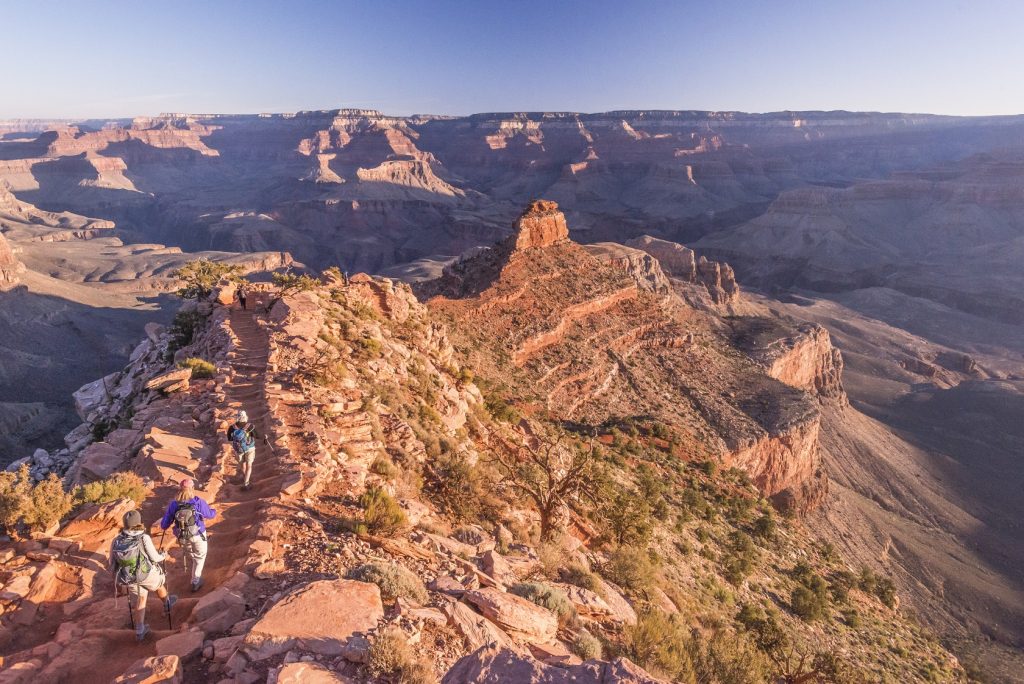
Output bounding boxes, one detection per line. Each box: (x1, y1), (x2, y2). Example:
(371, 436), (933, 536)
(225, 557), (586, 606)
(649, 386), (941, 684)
(511, 200), (570, 251)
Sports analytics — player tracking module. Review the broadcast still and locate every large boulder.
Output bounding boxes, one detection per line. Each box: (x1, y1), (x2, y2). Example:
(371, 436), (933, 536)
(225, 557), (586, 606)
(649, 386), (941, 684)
(60, 498), (135, 538)
(275, 662), (354, 683)
(112, 655), (182, 683)
(463, 588), (558, 644)
(144, 368), (192, 393)
(191, 586), (246, 633)
(442, 599), (517, 652)
(244, 579), (383, 661)
(442, 644), (665, 683)
(74, 442), (125, 482)
(73, 372), (120, 420)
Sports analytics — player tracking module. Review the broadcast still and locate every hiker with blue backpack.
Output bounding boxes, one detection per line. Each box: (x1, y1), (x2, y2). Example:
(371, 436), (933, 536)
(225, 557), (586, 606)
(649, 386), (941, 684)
(228, 410), (258, 490)
(110, 509), (177, 642)
(159, 478), (216, 592)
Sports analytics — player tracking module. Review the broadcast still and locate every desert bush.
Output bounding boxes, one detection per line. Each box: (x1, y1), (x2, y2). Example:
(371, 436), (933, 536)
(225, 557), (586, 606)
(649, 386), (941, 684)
(178, 357), (215, 378)
(25, 473), (74, 531)
(167, 310), (206, 354)
(571, 628), (603, 660)
(603, 545), (658, 594)
(604, 489), (655, 546)
(370, 455), (398, 480)
(427, 451), (497, 523)
(451, 526), (486, 546)
(75, 472), (147, 506)
(690, 630), (771, 684)
(721, 531), (758, 586)
(830, 569), (856, 602)
(359, 486), (407, 536)
(623, 610), (696, 681)
(368, 628), (436, 683)
(357, 336), (383, 358)
(535, 540), (568, 579)
(0, 465), (75, 534)
(560, 562), (605, 596)
(348, 562), (428, 604)
(173, 259), (243, 299)
(751, 512), (776, 540)
(509, 582), (575, 622)
(0, 465), (32, 532)
(875, 576), (898, 608)
(791, 577), (830, 622)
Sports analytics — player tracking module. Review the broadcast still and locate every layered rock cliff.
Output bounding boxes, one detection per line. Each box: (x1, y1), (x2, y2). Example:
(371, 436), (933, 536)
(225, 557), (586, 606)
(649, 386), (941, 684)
(0, 231), (24, 290)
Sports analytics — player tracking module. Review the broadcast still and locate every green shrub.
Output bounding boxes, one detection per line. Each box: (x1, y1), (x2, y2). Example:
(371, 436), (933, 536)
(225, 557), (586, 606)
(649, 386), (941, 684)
(623, 610), (695, 681)
(509, 582), (575, 622)
(791, 580), (829, 622)
(173, 259), (243, 299)
(603, 545), (658, 593)
(167, 310), (205, 354)
(875, 576), (898, 608)
(690, 630), (771, 684)
(604, 489), (655, 546)
(0, 465), (74, 534)
(358, 336), (383, 358)
(178, 357), (215, 378)
(560, 562), (605, 596)
(347, 562), (428, 604)
(370, 455), (398, 480)
(751, 512), (776, 540)
(75, 472), (147, 506)
(368, 628), (437, 683)
(571, 628), (603, 660)
(359, 486), (407, 536)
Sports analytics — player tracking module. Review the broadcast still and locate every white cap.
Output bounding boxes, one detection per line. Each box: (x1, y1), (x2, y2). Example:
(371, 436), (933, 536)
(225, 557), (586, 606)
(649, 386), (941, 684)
(237, 410), (248, 423)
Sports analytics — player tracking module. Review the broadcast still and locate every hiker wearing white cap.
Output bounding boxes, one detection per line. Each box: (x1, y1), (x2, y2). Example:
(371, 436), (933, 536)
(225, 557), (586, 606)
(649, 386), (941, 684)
(159, 478), (216, 592)
(110, 509), (176, 641)
(227, 410), (259, 490)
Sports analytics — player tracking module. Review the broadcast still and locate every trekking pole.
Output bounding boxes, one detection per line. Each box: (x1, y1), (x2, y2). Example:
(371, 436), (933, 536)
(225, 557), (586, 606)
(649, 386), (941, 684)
(263, 435), (277, 458)
(126, 592), (135, 631)
(159, 527), (167, 552)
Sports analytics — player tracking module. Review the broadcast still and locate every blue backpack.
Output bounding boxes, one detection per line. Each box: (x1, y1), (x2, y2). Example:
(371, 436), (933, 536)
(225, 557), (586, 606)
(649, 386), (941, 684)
(230, 425), (255, 454)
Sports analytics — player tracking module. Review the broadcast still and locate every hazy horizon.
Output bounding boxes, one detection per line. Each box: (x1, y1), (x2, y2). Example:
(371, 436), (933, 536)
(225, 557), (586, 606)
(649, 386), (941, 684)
(3, 0), (1024, 119)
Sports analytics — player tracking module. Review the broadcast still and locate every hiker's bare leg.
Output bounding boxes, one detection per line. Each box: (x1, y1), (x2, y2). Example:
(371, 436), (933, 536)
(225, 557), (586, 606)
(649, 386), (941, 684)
(132, 593), (146, 633)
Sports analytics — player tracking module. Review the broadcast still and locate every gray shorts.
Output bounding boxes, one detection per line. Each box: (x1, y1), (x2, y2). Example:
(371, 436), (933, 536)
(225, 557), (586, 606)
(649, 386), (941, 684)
(127, 567), (165, 606)
(237, 447), (255, 467)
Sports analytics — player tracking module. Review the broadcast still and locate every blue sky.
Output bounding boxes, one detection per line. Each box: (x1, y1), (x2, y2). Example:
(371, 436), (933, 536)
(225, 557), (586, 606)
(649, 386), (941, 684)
(2, 0), (1022, 118)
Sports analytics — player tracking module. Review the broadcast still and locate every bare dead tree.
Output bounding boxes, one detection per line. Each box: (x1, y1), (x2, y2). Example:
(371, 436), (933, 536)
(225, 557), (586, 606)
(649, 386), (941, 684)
(488, 427), (601, 541)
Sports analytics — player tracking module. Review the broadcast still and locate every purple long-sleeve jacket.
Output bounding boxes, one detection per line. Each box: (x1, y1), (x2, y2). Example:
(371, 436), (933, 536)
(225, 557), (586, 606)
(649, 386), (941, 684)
(159, 496), (216, 535)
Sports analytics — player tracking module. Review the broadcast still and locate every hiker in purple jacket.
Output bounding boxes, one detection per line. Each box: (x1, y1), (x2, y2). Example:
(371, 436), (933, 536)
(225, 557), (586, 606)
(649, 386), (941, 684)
(160, 478), (216, 592)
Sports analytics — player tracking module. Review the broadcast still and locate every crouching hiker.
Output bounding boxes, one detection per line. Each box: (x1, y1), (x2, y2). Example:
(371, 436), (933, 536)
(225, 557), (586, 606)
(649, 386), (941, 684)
(228, 410), (258, 490)
(160, 478), (216, 592)
(110, 509), (177, 641)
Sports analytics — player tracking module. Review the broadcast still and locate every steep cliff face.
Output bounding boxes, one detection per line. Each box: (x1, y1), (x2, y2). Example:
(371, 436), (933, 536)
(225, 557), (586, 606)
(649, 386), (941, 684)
(0, 231), (24, 290)
(424, 201), (826, 511)
(583, 242), (670, 293)
(625, 235), (740, 309)
(730, 317), (847, 404)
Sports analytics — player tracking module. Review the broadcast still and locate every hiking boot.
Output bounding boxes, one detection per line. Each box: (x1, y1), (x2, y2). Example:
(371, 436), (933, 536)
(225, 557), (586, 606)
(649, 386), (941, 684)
(135, 625), (151, 642)
(164, 594), (178, 613)
(191, 578), (204, 592)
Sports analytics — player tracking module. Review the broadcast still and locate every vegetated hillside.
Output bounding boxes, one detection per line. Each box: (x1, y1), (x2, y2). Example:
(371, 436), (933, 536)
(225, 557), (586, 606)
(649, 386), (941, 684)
(0, 239), (963, 682)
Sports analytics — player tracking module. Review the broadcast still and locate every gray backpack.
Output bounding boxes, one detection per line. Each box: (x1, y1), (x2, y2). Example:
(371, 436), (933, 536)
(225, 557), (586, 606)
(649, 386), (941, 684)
(112, 532), (151, 586)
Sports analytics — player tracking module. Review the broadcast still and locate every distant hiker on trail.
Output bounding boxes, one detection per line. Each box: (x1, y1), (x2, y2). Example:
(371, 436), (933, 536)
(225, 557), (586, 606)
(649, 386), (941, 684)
(110, 509), (177, 642)
(159, 477), (216, 592)
(228, 410), (258, 490)
(237, 284), (248, 311)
